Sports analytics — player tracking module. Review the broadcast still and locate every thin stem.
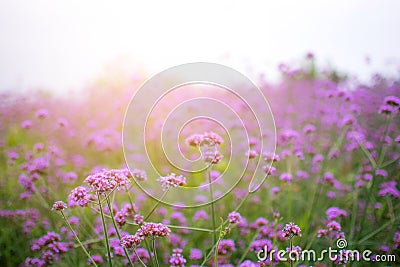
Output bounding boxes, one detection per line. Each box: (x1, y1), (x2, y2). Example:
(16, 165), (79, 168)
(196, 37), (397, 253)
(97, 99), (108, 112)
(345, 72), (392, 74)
(144, 188), (169, 221)
(98, 194), (113, 267)
(214, 238), (220, 267)
(144, 239), (155, 267)
(216, 192), (251, 232)
(200, 234), (220, 267)
(73, 238), (102, 249)
(106, 198), (134, 267)
(166, 224), (214, 233)
(238, 229), (259, 264)
(152, 238), (160, 267)
(377, 115), (393, 166)
(289, 238), (293, 267)
(356, 218), (395, 245)
(60, 211), (98, 267)
(133, 248), (147, 267)
(92, 208), (214, 232)
(207, 168), (217, 244)
(126, 188), (136, 212)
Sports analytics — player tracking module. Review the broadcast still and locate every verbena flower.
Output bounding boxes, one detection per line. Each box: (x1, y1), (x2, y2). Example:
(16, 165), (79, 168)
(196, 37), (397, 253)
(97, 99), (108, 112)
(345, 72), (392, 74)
(51, 201), (67, 211)
(68, 186), (93, 207)
(282, 222), (301, 238)
(157, 173), (186, 191)
(217, 239), (236, 255)
(228, 211), (242, 224)
(169, 248), (186, 267)
(84, 169), (130, 194)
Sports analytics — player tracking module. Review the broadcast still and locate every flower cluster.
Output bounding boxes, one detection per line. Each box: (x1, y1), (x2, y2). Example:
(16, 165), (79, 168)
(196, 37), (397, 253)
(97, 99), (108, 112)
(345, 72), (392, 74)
(51, 201), (67, 211)
(157, 173), (187, 191)
(84, 169), (130, 194)
(228, 211), (242, 224)
(169, 248), (186, 267)
(121, 222), (171, 249)
(282, 222), (301, 239)
(26, 232), (71, 266)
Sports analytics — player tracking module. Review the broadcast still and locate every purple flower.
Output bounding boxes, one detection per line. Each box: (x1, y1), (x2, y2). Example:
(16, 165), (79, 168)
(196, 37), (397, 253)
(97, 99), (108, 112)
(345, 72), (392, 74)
(84, 169), (130, 194)
(68, 186), (92, 207)
(228, 211), (242, 224)
(282, 222), (301, 238)
(131, 168), (147, 181)
(189, 248), (202, 260)
(375, 169), (388, 177)
(21, 120), (33, 129)
(51, 201), (67, 211)
(217, 239), (236, 255)
(378, 181), (400, 198)
(280, 173), (293, 184)
(384, 95), (400, 107)
(88, 255), (103, 265)
(326, 207), (348, 221)
(157, 173), (186, 191)
(169, 248), (186, 267)
(35, 109), (49, 119)
(121, 234), (142, 249)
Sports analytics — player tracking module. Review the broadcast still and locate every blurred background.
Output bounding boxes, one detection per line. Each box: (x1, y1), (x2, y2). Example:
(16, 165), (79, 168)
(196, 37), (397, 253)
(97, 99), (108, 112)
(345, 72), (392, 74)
(0, 0), (400, 95)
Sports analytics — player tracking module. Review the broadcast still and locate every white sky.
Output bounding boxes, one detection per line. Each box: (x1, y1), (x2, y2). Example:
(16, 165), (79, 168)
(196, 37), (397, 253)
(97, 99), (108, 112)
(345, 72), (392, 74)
(1, 0), (400, 94)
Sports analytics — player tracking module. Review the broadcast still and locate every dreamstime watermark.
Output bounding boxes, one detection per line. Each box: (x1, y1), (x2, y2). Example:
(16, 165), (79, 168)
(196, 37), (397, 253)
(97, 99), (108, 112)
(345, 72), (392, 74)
(256, 238), (397, 263)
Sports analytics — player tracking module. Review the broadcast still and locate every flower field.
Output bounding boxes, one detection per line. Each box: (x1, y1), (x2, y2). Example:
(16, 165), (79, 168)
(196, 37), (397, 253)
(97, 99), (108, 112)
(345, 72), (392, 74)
(0, 59), (399, 266)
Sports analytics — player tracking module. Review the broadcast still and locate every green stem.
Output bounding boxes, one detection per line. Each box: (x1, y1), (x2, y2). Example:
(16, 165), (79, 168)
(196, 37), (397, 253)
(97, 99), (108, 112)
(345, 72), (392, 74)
(144, 239), (155, 267)
(166, 224), (214, 233)
(133, 248), (147, 267)
(60, 211), (98, 267)
(200, 234), (220, 266)
(349, 189), (359, 241)
(144, 188), (169, 221)
(73, 238), (102, 249)
(152, 238), (160, 267)
(356, 218), (395, 245)
(208, 168), (217, 244)
(98, 194), (113, 267)
(238, 229), (259, 264)
(289, 238), (293, 267)
(106, 198), (134, 267)
(216, 192), (251, 232)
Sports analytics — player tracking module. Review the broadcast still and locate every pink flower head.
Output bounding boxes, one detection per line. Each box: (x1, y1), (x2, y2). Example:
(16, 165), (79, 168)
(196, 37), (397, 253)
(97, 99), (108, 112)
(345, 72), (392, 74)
(202, 131), (224, 146)
(217, 239), (236, 255)
(52, 201), (67, 211)
(186, 134), (204, 146)
(326, 207), (348, 221)
(157, 173), (186, 191)
(384, 95), (400, 107)
(280, 173), (293, 184)
(379, 104), (395, 115)
(203, 150), (223, 164)
(189, 248), (202, 260)
(136, 222), (171, 240)
(68, 186), (92, 207)
(169, 248), (186, 267)
(263, 152), (280, 162)
(246, 149), (259, 159)
(282, 222), (301, 238)
(84, 169), (130, 194)
(378, 181), (400, 198)
(131, 168), (147, 181)
(21, 120), (33, 129)
(121, 234), (142, 249)
(36, 109), (49, 119)
(228, 211), (242, 224)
